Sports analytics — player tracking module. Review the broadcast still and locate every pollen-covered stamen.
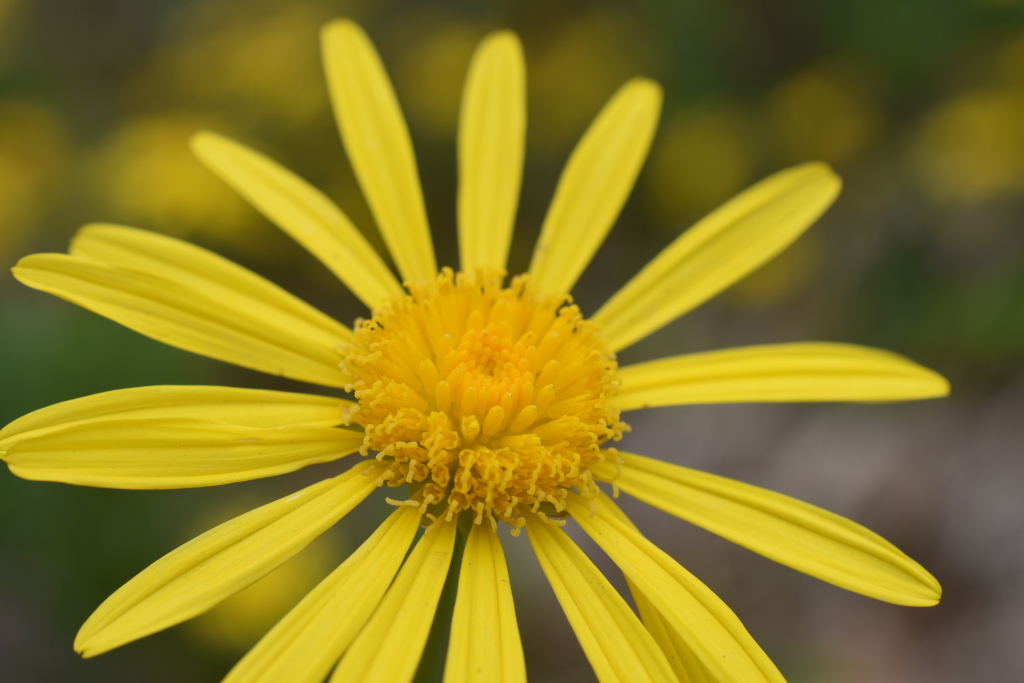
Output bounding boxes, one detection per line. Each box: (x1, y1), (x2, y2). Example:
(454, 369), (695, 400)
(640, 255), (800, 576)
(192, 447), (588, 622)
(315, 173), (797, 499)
(340, 268), (627, 533)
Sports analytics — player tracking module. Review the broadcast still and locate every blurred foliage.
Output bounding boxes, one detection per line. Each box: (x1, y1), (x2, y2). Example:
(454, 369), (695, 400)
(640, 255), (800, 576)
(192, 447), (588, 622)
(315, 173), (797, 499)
(0, 99), (70, 264)
(2, 0), (1024, 681)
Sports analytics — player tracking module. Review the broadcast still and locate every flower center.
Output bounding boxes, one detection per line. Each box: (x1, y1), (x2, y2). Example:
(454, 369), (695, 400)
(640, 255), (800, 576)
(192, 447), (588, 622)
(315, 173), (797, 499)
(340, 268), (627, 533)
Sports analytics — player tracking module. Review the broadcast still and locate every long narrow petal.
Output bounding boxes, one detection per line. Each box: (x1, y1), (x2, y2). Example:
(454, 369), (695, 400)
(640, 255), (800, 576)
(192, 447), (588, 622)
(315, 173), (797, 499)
(0, 385), (349, 453)
(322, 19), (437, 285)
(630, 579), (712, 683)
(614, 342), (950, 411)
(593, 163), (841, 351)
(4, 417), (363, 489)
(566, 493), (784, 683)
(75, 461), (381, 657)
(329, 518), (458, 683)
(457, 31), (526, 274)
(600, 495), (713, 683)
(444, 524), (526, 683)
(69, 225), (351, 343)
(190, 131), (403, 309)
(528, 78), (662, 295)
(593, 452), (941, 606)
(524, 516), (676, 683)
(13, 225), (351, 387)
(223, 507), (421, 683)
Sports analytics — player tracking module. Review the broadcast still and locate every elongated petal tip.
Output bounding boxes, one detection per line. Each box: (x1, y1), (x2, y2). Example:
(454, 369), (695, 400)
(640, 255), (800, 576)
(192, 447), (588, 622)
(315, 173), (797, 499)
(458, 27), (526, 274)
(321, 17), (362, 46)
(789, 159), (840, 180)
(923, 368), (951, 397)
(188, 131), (235, 177)
(859, 349), (951, 401)
(790, 160), (843, 203)
(321, 15), (436, 285)
(75, 619), (123, 658)
(528, 75), (664, 294)
(188, 128), (212, 147)
(612, 452), (944, 607)
(11, 254), (52, 285)
(320, 19), (369, 72)
(795, 159), (838, 176)
(890, 558), (942, 606)
(905, 569), (941, 606)
(623, 76), (664, 107)
(188, 129), (225, 158)
(74, 635), (97, 659)
(480, 28), (522, 52)
(75, 614), (109, 659)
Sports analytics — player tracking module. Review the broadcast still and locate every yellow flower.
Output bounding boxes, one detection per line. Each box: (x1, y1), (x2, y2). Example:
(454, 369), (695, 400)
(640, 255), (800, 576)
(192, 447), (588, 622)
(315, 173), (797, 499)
(1, 19), (948, 683)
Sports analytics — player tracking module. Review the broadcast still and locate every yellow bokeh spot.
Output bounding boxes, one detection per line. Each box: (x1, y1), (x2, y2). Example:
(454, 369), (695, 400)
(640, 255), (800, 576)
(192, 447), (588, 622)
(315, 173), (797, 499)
(0, 99), (70, 268)
(184, 500), (345, 653)
(0, 0), (22, 33)
(726, 231), (823, 308)
(768, 65), (881, 166)
(995, 31), (1024, 86)
(132, 1), (332, 128)
(188, 541), (337, 652)
(529, 11), (650, 153)
(91, 113), (252, 242)
(645, 104), (756, 221)
(915, 88), (1024, 203)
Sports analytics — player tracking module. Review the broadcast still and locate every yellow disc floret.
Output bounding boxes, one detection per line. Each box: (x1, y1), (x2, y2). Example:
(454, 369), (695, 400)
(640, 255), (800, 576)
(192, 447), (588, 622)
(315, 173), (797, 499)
(340, 268), (627, 534)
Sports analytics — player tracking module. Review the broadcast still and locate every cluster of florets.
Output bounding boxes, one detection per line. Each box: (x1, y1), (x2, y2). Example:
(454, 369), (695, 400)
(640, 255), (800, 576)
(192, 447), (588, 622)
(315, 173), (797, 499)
(339, 268), (627, 533)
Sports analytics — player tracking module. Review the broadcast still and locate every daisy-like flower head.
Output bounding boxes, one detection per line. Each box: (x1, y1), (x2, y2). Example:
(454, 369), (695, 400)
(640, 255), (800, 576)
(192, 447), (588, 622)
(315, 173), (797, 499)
(1, 20), (948, 683)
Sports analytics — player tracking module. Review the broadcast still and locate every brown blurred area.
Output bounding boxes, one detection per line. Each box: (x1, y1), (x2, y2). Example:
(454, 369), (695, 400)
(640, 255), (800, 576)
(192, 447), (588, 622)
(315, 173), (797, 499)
(1, 0), (1023, 681)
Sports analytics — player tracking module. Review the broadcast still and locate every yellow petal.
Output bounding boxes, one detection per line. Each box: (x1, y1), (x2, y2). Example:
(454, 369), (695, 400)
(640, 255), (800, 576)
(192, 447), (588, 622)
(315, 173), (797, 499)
(566, 493), (784, 683)
(614, 342), (950, 411)
(593, 452), (941, 606)
(0, 385), (349, 454)
(190, 131), (403, 309)
(330, 518), (458, 683)
(524, 516), (676, 683)
(75, 461), (380, 657)
(322, 19), (437, 286)
(457, 31), (526, 275)
(4, 416), (363, 489)
(630, 581), (713, 683)
(444, 523), (526, 683)
(593, 162), (841, 351)
(600, 495), (713, 683)
(528, 78), (662, 295)
(13, 225), (351, 387)
(223, 507), (421, 683)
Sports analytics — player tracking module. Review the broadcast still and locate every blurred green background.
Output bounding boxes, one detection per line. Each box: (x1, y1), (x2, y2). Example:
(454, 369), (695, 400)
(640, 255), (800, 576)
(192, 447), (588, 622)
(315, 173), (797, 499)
(2, 0), (1023, 681)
